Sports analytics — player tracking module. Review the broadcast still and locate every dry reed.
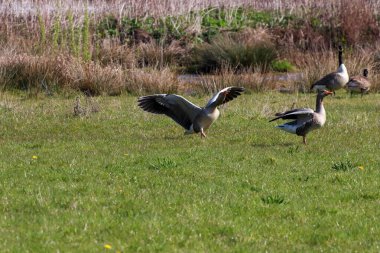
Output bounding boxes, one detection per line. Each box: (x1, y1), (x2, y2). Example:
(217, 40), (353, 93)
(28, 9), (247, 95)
(1, 1), (380, 95)
(180, 68), (280, 95)
(3, 0), (380, 20)
(0, 53), (126, 96)
(124, 67), (179, 95)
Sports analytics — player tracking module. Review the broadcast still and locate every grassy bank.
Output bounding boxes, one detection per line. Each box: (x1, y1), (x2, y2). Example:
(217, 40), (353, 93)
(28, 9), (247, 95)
(0, 91), (379, 252)
(1, 1), (380, 95)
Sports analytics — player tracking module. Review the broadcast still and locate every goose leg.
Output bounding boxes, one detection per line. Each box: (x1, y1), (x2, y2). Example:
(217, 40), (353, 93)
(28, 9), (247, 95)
(303, 136), (307, 145)
(200, 129), (207, 138)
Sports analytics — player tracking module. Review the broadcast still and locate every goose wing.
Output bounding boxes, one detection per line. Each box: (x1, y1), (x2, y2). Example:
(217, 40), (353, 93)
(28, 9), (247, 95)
(295, 117), (315, 135)
(310, 72), (338, 90)
(269, 108), (314, 122)
(138, 94), (202, 130)
(205, 87), (245, 108)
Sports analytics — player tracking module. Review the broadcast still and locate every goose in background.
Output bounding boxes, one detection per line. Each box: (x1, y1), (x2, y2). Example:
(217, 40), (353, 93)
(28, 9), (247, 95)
(73, 96), (84, 117)
(346, 69), (371, 97)
(269, 90), (333, 145)
(310, 46), (349, 94)
(137, 87), (245, 138)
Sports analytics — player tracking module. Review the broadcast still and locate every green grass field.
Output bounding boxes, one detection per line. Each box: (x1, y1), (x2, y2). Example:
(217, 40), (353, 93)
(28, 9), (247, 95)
(0, 91), (379, 252)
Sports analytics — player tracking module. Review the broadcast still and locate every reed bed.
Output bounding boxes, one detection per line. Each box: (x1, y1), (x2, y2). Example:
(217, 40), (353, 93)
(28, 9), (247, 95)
(0, 0), (380, 95)
(3, 0), (380, 18)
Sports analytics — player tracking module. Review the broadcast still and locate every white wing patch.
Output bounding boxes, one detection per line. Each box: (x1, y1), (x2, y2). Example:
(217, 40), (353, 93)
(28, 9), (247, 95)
(276, 123), (298, 134)
(205, 88), (227, 108)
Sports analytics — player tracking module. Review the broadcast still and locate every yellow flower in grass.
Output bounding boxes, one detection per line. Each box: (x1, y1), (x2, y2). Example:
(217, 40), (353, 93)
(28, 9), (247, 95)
(358, 166), (364, 171)
(104, 244), (112, 249)
(32, 155), (38, 160)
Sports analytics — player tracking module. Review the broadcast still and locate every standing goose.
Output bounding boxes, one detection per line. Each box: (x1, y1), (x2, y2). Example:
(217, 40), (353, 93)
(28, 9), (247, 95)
(269, 90), (333, 144)
(310, 46), (349, 94)
(346, 69), (371, 97)
(137, 87), (245, 138)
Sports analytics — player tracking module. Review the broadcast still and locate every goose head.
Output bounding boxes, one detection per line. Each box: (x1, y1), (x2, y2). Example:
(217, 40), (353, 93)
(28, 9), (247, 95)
(363, 68), (369, 77)
(317, 89), (333, 99)
(315, 89), (333, 113)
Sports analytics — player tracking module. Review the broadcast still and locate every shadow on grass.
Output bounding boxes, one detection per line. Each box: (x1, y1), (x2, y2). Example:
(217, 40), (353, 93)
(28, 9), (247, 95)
(135, 132), (186, 141)
(163, 134), (189, 140)
(251, 142), (296, 148)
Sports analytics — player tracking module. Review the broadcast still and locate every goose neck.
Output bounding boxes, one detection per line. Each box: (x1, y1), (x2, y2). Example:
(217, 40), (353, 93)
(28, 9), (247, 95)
(315, 96), (325, 114)
(337, 64), (347, 75)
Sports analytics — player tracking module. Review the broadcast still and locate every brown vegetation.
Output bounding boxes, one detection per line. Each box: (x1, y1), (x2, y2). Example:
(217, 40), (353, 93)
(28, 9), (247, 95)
(0, 54), (125, 95)
(0, 1), (380, 95)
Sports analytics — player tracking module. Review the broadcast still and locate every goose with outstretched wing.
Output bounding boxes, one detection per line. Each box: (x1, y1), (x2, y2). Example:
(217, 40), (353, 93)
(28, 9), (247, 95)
(138, 87), (245, 138)
(270, 90), (333, 144)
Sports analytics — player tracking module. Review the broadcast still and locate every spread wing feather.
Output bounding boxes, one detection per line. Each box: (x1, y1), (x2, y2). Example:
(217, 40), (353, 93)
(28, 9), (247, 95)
(269, 108), (314, 122)
(205, 87), (245, 108)
(138, 94), (202, 130)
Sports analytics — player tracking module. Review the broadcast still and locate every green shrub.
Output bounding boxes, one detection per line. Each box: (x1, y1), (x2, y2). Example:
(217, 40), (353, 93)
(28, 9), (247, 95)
(97, 15), (119, 38)
(271, 59), (296, 72)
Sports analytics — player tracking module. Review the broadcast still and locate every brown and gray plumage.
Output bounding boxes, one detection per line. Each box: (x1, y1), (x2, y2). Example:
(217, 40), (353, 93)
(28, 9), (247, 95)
(269, 90), (333, 145)
(310, 46), (349, 94)
(73, 96), (84, 117)
(137, 87), (245, 138)
(346, 69), (371, 97)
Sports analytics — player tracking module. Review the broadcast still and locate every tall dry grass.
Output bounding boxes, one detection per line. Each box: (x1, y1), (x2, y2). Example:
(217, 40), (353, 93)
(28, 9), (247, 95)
(135, 40), (189, 68)
(125, 67), (179, 94)
(59, 56), (126, 96)
(2, 0), (380, 51)
(184, 70), (279, 94)
(0, 51), (185, 96)
(1, 1), (380, 95)
(96, 44), (136, 69)
(3, 0), (380, 19)
(0, 54), (58, 93)
(0, 54), (173, 95)
(0, 54), (126, 95)
(189, 28), (277, 73)
(1, 48), (379, 96)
